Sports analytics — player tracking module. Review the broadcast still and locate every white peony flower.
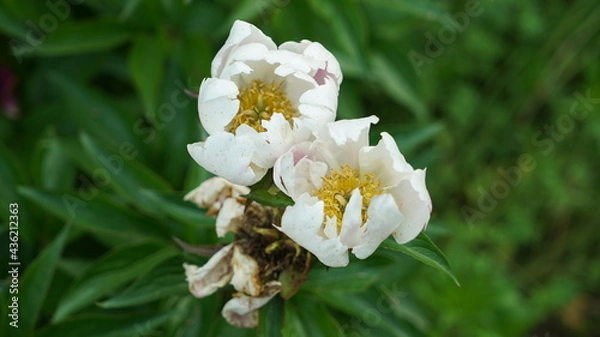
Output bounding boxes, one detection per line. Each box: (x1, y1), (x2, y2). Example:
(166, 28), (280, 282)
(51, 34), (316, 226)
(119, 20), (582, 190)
(187, 20), (342, 186)
(273, 116), (432, 267)
(184, 177), (250, 237)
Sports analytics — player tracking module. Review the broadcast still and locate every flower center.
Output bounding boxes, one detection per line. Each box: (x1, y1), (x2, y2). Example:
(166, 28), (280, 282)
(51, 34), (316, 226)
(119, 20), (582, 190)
(226, 80), (298, 133)
(314, 164), (383, 230)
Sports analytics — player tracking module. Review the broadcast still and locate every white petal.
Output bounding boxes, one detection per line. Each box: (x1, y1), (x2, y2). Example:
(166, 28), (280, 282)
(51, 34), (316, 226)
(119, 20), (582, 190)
(251, 113), (311, 169)
(221, 281), (281, 328)
(390, 173), (431, 244)
(339, 188), (363, 247)
(273, 143), (327, 199)
(352, 193), (403, 259)
(315, 116), (379, 169)
(279, 40), (343, 86)
(359, 132), (414, 186)
(187, 131), (267, 186)
(230, 246), (262, 296)
(183, 177), (230, 209)
(184, 244), (234, 298)
(197, 78), (240, 135)
(216, 198), (245, 237)
(278, 194), (349, 267)
(212, 20), (276, 78)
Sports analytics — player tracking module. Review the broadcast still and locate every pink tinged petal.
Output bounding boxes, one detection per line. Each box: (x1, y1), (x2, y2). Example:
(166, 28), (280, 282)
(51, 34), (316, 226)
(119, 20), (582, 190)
(359, 132), (414, 187)
(187, 131), (266, 186)
(198, 78), (240, 135)
(297, 79), (338, 131)
(273, 143), (326, 199)
(390, 175), (431, 244)
(278, 194), (349, 267)
(352, 193), (403, 259)
(183, 244), (234, 298)
(216, 198), (245, 237)
(212, 20), (276, 78)
(221, 281), (281, 328)
(339, 189), (364, 247)
(279, 40), (343, 86)
(230, 246), (262, 296)
(316, 116), (379, 169)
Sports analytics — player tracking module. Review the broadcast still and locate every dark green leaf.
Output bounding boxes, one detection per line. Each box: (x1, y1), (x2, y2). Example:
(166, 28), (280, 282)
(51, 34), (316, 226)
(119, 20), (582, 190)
(19, 226), (70, 335)
(294, 294), (345, 337)
(303, 265), (379, 293)
(140, 189), (215, 227)
(79, 133), (173, 214)
(36, 311), (173, 337)
(18, 187), (167, 239)
(282, 301), (308, 337)
(257, 296), (284, 337)
(129, 34), (166, 117)
(98, 260), (187, 308)
(23, 19), (131, 57)
(369, 52), (427, 120)
(52, 241), (179, 322)
(380, 232), (460, 286)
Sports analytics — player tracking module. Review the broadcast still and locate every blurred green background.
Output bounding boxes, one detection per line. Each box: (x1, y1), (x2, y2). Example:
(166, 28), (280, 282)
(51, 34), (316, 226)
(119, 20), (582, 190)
(1, 0), (599, 336)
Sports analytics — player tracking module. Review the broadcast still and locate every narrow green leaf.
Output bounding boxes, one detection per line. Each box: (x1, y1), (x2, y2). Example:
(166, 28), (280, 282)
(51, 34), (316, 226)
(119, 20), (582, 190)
(47, 72), (136, 149)
(19, 226), (70, 335)
(282, 301), (308, 337)
(129, 34), (166, 116)
(23, 19), (131, 57)
(294, 294), (345, 337)
(18, 187), (166, 239)
(37, 311), (173, 337)
(369, 52), (427, 120)
(98, 261), (187, 308)
(257, 296), (284, 337)
(52, 241), (179, 322)
(139, 189), (215, 227)
(380, 232), (460, 286)
(303, 265), (379, 293)
(79, 133), (173, 214)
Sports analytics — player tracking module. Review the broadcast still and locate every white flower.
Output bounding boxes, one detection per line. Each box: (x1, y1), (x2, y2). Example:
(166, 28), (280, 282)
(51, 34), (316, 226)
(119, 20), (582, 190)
(273, 116), (432, 267)
(187, 20), (342, 186)
(184, 177), (249, 237)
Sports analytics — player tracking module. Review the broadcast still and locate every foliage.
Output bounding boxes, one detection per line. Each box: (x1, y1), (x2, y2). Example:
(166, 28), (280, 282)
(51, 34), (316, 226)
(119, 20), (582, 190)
(0, 0), (598, 336)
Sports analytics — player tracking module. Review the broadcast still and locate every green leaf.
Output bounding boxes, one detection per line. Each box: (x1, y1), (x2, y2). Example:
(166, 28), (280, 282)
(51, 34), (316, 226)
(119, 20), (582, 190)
(303, 264), (379, 293)
(129, 34), (166, 117)
(19, 226), (70, 335)
(47, 72), (137, 149)
(18, 187), (167, 239)
(294, 294), (345, 337)
(362, 0), (448, 23)
(79, 133), (173, 214)
(242, 189), (294, 208)
(36, 311), (173, 337)
(140, 189), (215, 227)
(282, 301), (308, 337)
(98, 260), (187, 308)
(369, 52), (427, 120)
(23, 19), (132, 57)
(257, 296), (284, 337)
(380, 232), (460, 286)
(388, 122), (445, 153)
(52, 241), (179, 322)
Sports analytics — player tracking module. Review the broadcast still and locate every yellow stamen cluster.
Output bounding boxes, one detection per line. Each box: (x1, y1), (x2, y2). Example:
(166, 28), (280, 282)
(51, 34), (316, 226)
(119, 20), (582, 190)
(227, 80), (298, 133)
(314, 164), (383, 231)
